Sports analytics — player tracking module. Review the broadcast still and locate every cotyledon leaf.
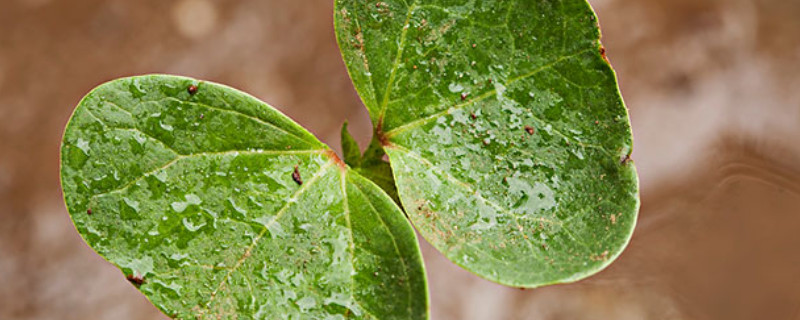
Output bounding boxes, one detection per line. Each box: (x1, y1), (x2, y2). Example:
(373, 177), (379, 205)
(334, 0), (640, 287)
(60, 75), (428, 319)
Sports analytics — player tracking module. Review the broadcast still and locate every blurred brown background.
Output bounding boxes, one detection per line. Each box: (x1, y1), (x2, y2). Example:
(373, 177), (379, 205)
(1, 0), (800, 319)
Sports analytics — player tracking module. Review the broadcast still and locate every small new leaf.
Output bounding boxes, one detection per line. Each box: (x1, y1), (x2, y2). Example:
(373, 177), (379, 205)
(341, 121), (363, 167)
(340, 122), (401, 206)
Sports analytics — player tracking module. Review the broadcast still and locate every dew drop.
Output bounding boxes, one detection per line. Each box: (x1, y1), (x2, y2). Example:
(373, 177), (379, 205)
(182, 217), (206, 232)
(296, 296), (317, 312)
(122, 197), (140, 212)
(76, 138), (91, 154)
(448, 83), (464, 93)
(160, 122), (174, 132)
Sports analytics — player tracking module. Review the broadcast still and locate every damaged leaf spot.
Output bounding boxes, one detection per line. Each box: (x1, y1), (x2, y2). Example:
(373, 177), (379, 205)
(126, 274), (144, 287)
(292, 165), (303, 185)
(524, 125), (535, 135)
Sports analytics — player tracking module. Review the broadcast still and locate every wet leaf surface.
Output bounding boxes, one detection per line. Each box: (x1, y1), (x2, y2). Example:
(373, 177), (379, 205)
(60, 75), (427, 319)
(335, 0), (639, 287)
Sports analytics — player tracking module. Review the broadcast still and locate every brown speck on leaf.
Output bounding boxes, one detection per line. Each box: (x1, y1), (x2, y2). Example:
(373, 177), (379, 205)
(470, 112), (477, 120)
(599, 46), (609, 63)
(620, 153), (633, 165)
(86, 209), (92, 215)
(524, 125), (535, 135)
(187, 85), (198, 95)
(126, 274), (144, 287)
(610, 214), (617, 224)
(413, 65), (418, 69)
(461, 92), (468, 101)
(292, 165), (303, 185)
(591, 250), (610, 261)
(286, 145), (292, 149)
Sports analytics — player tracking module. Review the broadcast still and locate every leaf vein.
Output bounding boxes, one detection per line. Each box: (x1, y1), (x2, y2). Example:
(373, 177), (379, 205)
(349, 178), (413, 316)
(384, 47), (593, 137)
(377, 1), (418, 122)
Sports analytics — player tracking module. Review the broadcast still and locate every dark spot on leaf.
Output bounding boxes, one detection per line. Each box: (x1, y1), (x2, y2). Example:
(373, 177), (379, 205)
(470, 112), (477, 120)
(620, 154), (633, 165)
(86, 209), (92, 215)
(599, 46), (609, 63)
(292, 165), (303, 185)
(126, 274), (145, 287)
(187, 85), (198, 95)
(525, 125), (535, 135)
(460, 93), (468, 101)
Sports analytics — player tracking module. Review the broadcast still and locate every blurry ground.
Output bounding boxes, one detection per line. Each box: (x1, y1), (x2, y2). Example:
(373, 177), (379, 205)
(1, 0), (800, 319)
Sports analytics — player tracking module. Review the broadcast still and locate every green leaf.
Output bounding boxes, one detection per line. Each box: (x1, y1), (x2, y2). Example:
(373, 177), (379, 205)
(341, 121), (363, 167)
(335, 0), (639, 287)
(60, 75), (428, 319)
(354, 162), (401, 208)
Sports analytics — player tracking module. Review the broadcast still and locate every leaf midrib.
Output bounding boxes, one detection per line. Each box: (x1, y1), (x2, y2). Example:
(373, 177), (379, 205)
(376, 1), (418, 123)
(382, 47), (593, 137)
(89, 149), (326, 201)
